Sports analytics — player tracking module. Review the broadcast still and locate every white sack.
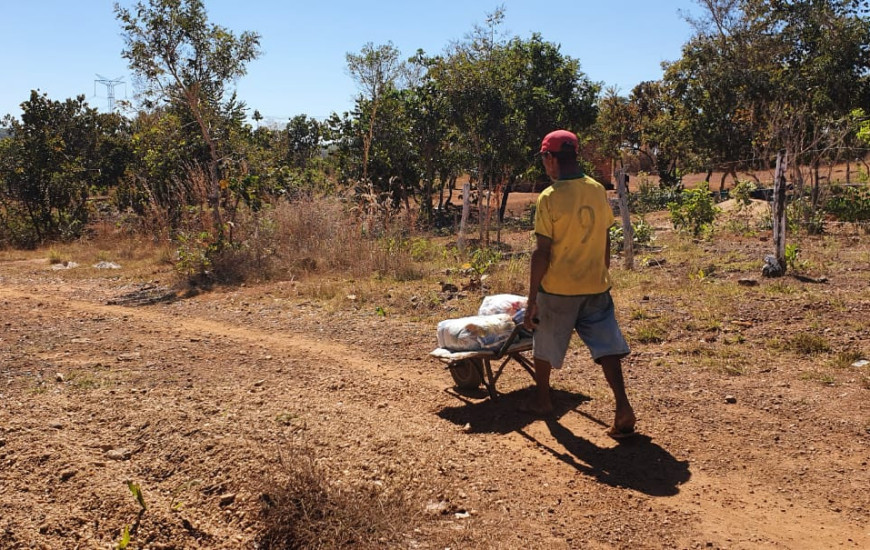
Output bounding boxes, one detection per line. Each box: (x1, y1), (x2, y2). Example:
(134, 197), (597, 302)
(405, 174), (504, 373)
(478, 294), (527, 316)
(436, 313), (515, 351)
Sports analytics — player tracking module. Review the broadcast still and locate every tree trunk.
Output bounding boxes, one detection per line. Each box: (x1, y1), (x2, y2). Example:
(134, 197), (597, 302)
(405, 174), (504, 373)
(445, 174), (455, 206)
(458, 181), (471, 251)
(437, 171), (446, 210)
(497, 175), (513, 223)
(184, 87), (224, 245)
(361, 100), (379, 183)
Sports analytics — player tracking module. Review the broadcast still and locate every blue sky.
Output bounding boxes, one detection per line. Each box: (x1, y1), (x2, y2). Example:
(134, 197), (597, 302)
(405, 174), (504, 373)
(2, 1), (702, 125)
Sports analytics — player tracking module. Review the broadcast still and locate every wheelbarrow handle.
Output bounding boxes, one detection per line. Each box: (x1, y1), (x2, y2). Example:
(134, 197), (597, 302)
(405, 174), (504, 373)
(495, 323), (532, 357)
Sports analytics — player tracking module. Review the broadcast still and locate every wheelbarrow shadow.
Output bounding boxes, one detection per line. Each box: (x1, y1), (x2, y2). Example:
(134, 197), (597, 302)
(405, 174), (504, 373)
(437, 387), (590, 435)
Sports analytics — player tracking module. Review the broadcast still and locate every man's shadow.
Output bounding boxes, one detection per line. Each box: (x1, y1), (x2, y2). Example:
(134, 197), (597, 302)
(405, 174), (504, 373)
(437, 388), (690, 497)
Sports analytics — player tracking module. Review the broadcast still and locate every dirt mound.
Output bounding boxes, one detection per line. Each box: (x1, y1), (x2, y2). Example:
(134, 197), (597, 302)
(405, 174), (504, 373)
(717, 198), (771, 224)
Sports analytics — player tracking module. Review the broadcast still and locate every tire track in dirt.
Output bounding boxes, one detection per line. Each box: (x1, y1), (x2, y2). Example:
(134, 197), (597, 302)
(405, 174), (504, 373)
(0, 285), (443, 392)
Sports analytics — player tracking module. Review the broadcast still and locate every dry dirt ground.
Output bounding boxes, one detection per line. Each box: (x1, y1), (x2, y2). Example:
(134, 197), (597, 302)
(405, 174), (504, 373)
(1, 211), (869, 549)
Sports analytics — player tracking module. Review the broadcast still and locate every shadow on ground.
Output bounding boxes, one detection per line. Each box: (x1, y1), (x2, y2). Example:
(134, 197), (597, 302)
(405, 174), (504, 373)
(438, 388), (691, 497)
(437, 387), (589, 435)
(526, 420), (692, 496)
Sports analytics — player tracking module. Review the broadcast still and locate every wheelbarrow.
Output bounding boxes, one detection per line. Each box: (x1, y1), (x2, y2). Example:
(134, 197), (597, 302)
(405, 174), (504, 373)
(430, 324), (535, 399)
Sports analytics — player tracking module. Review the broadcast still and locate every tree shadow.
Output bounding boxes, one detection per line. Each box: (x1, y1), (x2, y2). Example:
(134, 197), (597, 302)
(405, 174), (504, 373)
(437, 389), (691, 497)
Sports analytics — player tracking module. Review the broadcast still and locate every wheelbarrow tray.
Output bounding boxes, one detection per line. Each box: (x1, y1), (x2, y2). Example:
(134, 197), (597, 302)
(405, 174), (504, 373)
(430, 324), (534, 398)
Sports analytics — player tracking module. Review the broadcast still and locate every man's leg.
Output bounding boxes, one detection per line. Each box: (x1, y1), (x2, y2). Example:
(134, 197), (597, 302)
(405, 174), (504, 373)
(528, 357), (554, 415)
(599, 355), (636, 434)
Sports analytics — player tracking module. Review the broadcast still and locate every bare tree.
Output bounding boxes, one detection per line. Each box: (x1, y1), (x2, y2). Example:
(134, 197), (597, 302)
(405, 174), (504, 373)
(346, 42), (405, 183)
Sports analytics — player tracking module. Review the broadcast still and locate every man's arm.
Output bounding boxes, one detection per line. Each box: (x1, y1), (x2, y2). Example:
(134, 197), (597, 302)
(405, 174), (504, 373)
(605, 230), (611, 270)
(524, 234), (552, 329)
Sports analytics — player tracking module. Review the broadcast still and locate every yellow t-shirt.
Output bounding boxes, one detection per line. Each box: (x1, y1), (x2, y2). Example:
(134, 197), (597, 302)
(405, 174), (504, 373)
(534, 175), (613, 295)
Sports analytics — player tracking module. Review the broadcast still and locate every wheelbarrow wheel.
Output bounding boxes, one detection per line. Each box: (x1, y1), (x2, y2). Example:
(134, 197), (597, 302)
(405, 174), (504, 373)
(449, 358), (483, 389)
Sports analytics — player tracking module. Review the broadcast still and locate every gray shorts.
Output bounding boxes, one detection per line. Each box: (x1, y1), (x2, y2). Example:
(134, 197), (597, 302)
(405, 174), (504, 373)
(533, 290), (630, 368)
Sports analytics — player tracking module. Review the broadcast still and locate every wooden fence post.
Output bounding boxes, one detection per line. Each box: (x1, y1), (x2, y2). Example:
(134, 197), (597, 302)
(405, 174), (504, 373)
(772, 150), (788, 275)
(616, 169), (634, 270)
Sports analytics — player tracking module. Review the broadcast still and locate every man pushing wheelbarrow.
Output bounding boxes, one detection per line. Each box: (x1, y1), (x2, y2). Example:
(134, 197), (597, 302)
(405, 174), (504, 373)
(522, 129), (636, 439)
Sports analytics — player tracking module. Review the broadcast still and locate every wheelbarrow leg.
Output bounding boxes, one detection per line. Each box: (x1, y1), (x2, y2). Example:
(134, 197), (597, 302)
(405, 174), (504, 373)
(483, 358), (498, 399)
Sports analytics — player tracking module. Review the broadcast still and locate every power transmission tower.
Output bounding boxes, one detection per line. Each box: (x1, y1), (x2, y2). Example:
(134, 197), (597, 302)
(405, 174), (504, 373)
(94, 74), (125, 111)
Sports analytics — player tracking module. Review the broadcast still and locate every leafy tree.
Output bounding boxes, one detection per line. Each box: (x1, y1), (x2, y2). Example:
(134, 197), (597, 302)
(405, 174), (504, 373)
(119, 107), (189, 216)
(332, 9), (599, 239)
(662, 0), (870, 197)
(503, 33), (599, 211)
(857, 109), (870, 146)
(628, 80), (695, 189)
(0, 91), (131, 247)
(427, 13), (599, 241)
(595, 87), (636, 170)
(433, 8), (517, 243)
(661, 33), (758, 191)
(507, 32), (599, 169)
(115, 0), (261, 242)
(403, 58), (458, 226)
(323, 110), (361, 187)
(285, 115), (323, 170)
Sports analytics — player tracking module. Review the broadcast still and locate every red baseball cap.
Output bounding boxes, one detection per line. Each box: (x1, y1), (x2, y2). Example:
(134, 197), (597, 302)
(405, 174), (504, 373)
(540, 129), (578, 154)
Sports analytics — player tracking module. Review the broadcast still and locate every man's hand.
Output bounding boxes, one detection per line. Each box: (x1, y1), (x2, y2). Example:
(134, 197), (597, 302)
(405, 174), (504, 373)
(523, 301), (539, 331)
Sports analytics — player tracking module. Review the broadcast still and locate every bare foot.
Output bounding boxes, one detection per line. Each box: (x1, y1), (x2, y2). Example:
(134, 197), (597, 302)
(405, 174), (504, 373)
(605, 425), (637, 439)
(608, 406), (636, 438)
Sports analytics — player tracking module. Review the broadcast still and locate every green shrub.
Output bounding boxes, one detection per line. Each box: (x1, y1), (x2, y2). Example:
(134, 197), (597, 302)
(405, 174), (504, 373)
(466, 247), (503, 275)
(667, 181), (720, 237)
(633, 321), (667, 344)
(784, 243), (809, 272)
(610, 218), (655, 252)
(630, 172), (680, 214)
(790, 333), (832, 355)
(825, 184), (870, 222)
(787, 197), (826, 235)
(731, 180), (758, 207)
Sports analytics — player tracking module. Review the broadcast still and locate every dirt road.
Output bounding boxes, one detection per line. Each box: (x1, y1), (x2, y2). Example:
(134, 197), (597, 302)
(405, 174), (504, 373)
(1, 257), (868, 549)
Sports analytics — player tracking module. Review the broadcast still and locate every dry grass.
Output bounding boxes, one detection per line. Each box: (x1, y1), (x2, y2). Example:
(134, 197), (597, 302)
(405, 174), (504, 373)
(257, 446), (421, 549)
(201, 197), (537, 321)
(0, 229), (172, 284)
(209, 198), (433, 284)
